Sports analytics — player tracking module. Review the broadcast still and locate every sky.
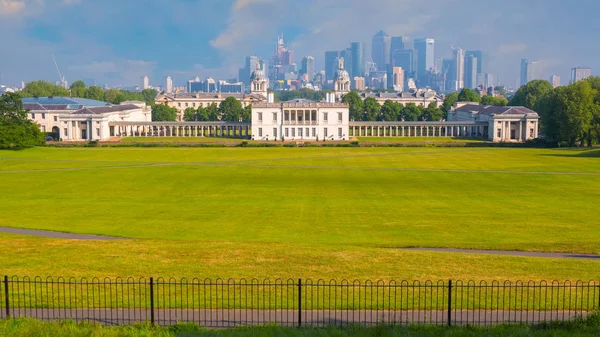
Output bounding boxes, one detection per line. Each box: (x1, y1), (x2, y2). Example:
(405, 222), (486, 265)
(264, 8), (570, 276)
(0, 0), (598, 88)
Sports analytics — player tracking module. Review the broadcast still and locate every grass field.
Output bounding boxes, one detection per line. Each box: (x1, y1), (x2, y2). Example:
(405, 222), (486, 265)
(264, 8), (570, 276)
(2, 318), (600, 337)
(0, 147), (599, 280)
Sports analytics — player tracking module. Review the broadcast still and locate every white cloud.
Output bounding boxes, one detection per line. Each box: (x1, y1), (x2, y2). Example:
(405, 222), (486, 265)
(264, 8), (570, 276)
(0, 0), (81, 18)
(0, 0), (28, 16)
(497, 43), (527, 55)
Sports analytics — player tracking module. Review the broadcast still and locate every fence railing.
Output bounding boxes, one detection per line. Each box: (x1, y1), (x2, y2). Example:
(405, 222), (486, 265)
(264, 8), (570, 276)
(0, 276), (598, 327)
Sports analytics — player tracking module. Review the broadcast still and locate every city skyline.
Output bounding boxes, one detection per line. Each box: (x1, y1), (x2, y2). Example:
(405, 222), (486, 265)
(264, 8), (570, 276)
(0, 0), (598, 87)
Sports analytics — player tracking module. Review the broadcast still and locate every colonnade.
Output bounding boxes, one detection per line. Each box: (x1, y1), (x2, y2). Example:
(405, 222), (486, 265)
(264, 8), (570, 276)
(112, 123), (251, 138)
(349, 123), (487, 138)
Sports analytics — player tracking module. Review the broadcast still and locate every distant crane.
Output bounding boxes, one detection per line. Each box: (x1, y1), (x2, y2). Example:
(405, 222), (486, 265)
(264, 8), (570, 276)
(52, 54), (68, 90)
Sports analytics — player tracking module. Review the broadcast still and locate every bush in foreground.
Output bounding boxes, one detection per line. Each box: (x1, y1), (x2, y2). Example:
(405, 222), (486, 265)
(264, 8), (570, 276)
(0, 315), (599, 337)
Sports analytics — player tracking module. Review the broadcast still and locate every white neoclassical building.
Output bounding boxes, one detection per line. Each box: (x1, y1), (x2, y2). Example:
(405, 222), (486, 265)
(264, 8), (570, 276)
(447, 102), (539, 142)
(251, 99), (350, 141)
(23, 97), (151, 141)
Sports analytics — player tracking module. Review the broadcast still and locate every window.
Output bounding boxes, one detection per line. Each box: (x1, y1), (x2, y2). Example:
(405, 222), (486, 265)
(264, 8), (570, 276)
(312, 128), (316, 137)
(324, 128), (328, 137)
(273, 112), (277, 121)
(291, 128), (296, 137)
(323, 112), (328, 121)
(273, 128), (278, 138)
(178, 103), (181, 107)
(54, 116), (58, 122)
(305, 128), (309, 137)
(64, 128), (68, 136)
(31, 113), (35, 119)
(185, 103), (189, 107)
(497, 129), (501, 138)
(298, 128), (303, 137)
(530, 129), (534, 138)
(285, 128), (289, 137)
(311, 111), (316, 121)
(41, 125), (46, 132)
(338, 128), (343, 137)
(97, 128), (100, 137)
(42, 113), (46, 119)
(338, 112), (342, 121)
(284, 111), (290, 121)
(193, 103), (196, 107)
(258, 128), (263, 137)
(258, 112), (263, 121)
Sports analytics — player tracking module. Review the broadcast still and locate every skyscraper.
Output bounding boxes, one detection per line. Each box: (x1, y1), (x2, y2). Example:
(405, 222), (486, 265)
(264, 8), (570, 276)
(520, 59), (537, 87)
(465, 51), (484, 74)
(350, 42), (365, 78)
(464, 54), (478, 89)
(371, 30), (391, 71)
(340, 48), (353, 79)
(390, 37), (404, 62)
(570, 67), (592, 83)
(389, 66), (404, 92)
(393, 49), (417, 81)
(165, 76), (173, 93)
(301, 56), (315, 81)
(451, 48), (465, 91)
(141, 76), (149, 90)
(325, 51), (341, 81)
(414, 38), (435, 85)
(239, 56), (260, 85)
(549, 75), (560, 88)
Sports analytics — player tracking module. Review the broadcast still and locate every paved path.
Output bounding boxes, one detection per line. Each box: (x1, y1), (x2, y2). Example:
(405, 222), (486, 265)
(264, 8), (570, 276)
(0, 227), (128, 240)
(403, 248), (600, 260)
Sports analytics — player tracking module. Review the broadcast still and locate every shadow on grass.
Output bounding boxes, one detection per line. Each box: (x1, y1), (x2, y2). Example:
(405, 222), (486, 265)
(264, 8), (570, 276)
(540, 148), (600, 158)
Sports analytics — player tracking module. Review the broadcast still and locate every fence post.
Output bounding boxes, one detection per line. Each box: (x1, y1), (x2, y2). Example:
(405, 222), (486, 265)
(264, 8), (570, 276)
(447, 279), (452, 327)
(298, 278), (302, 328)
(149, 277), (155, 325)
(3, 276), (9, 319)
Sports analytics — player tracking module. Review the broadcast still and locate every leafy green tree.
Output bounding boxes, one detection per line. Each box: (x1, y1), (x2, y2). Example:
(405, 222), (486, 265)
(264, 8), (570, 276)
(342, 91), (364, 121)
(363, 97), (380, 121)
(509, 80), (553, 109)
(242, 105), (252, 122)
(103, 88), (122, 104)
(402, 103), (422, 121)
(275, 88), (326, 102)
(220, 96), (244, 121)
(151, 104), (178, 121)
(481, 95), (508, 106)
(379, 100), (401, 121)
(183, 107), (197, 121)
(494, 86), (508, 96)
(441, 92), (459, 113)
(70, 81), (87, 98)
(206, 103), (220, 121)
(85, 86), (105, 101)
(457, 88), (482, 103)
(0, 93), (44, 149)
(422, 102), (443, 121)
(20, 81), (68, 98)
(141, 88), (158, 106)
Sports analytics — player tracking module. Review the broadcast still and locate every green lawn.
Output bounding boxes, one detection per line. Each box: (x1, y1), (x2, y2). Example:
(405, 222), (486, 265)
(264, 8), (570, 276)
(357, 137), (484, 143)
(0, 147), (599, 280)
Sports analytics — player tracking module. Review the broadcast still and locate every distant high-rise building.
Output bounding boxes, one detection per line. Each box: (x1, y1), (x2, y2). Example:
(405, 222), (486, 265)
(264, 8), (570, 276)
(353, 77), (366, 91)
(465, 51), (484, 74)
(340, 48), (353, 79)
(371, 30), (391, 71)
(239, 56), (260, 86)
(442, 59), (454, 92)
(350, 42), (365, 78)
(218, 80), (244, 93)
(392, 49), (417, 82)
(570, 67), (592, 84)
(390, 37), (404, 62)
(389, 66), (404, 92)
(549, 75), (560, 88)
(520, 59), (537, 87)
(451, 48), (465, 91)
(476, 73), (497, 91)
(464, 54), (478, 89)
(325, 51), (341, 81)
(141, 76), (149, 90)
(365, 61), (377, 76)
(301, 56), (315, 81)
(165, 76), (173, 94)
(414, 38), (435, 85)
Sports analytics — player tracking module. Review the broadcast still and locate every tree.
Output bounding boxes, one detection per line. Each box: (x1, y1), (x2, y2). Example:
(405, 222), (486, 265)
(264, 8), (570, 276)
(141, 88), (158, 106)
(509, 80), (553, 109)
(85, 86), (105, 101)
(441, 92), (459, 113)
(70, 81), (87, 98)
(151, 104), (177, 121)
(422, 102), (443, 121)
(183, 107), (197, 121)
(20, 81), (68, 98)
(242, 104), (252, 122)
(0, 93), (44, 149)
(104, 88), (122, 104)
(457, 88), (482, 103)
(402, 103), (421, 121)
(379, 100), (401, 121)
(363, 97), (380, 121)
(494, 86), (508, 96)
(342, 91), (363, 121)
(220, 96), (243, 121)
(481, 95), (508, 106)
(206, 103), (220, 121)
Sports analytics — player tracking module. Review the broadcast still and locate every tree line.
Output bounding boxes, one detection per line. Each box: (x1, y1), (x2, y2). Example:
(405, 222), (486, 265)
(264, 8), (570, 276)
(152, 96), (252, 122)
(508, 78), (600, 146)
(19, 80), (158, 106)
(341, 91), (444, 122)
(0, 93), (43, 149)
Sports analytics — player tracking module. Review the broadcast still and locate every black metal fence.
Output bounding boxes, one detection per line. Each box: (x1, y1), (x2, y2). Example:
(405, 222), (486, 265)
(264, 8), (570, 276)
(0, 276), (598, 327)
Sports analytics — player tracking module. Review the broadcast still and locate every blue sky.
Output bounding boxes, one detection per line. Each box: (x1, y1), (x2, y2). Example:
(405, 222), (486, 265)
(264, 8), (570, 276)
(0, 0), (598, 88)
